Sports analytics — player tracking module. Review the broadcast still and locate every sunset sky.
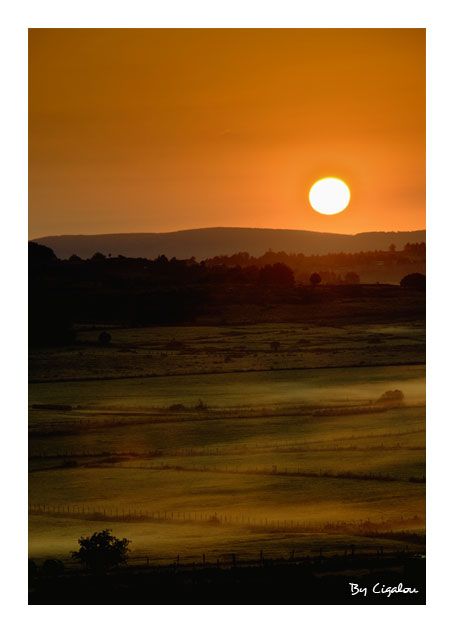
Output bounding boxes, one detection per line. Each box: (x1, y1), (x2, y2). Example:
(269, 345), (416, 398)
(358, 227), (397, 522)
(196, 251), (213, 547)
(29, 29), (425, 238)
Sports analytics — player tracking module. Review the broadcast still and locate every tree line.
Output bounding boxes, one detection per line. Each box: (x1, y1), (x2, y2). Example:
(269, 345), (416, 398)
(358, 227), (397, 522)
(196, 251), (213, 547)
(29, 241), (425, 345)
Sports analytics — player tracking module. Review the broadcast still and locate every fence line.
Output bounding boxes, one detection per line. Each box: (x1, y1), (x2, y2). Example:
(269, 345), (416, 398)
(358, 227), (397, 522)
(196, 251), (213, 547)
(28, 456), (425, 484)
(29, 503), (423, 535)
(29, 428), (424, 460)
(42, 544), (422, 572)
(135, 463), (425, 483)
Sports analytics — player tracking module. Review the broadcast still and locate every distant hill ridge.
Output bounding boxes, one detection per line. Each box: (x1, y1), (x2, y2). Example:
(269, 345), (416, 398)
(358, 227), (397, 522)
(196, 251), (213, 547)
(33, 227), (426, 260)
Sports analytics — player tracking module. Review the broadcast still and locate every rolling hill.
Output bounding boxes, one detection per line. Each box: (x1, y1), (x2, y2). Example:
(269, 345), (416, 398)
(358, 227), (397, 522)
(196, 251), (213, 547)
(32, 227), (426, 260)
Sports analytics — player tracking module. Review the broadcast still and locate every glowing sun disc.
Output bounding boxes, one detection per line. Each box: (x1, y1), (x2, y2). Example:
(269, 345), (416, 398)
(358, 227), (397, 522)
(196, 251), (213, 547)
(309, 177), (350, 215)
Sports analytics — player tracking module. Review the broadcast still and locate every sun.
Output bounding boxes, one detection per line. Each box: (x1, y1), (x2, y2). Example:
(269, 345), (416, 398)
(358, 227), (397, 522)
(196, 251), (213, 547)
(309, 177), (350, 215)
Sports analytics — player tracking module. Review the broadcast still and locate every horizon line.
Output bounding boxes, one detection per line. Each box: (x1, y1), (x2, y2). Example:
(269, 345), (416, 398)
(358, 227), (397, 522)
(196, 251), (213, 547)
(30, 226), (427, 241)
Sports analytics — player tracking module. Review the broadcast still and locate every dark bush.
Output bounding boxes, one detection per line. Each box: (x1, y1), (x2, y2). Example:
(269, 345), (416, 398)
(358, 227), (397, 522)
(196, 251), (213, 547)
(165, 339), (184, 350)
(344, 271), (360, 284)
(98, 331), (112, 346)
(376, 390), (404, 406)
(42, 559), (65, 577)
(91, 252), (106, 261)
(71, 529), (130, 573)
(168, 403), (186, 411)
(29, 559), (37, 581)
(400, 273), (425, 290)
(29, 241), (57, 268)
(259, 263), (295, 286)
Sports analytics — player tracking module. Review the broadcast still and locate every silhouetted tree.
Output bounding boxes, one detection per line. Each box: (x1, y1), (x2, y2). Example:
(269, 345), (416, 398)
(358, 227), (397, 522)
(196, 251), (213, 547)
(29, 241), (57, 268)
(389, 244), (396, 253)
(91, 252), (106, 261)
(203, 244), (426, 281)
(71, 529), (130, 573)
(27, 242), (426, 331)
(98, 331), (112, 346)
(42, 559), (65, 577)
(259, 263), (294, 286)
(344, 272), (360, 284)
(400, 273), (426, 290)
(403, 242), (426, 258)
(309, 272), (322, 287)
(68, 254), (82, 263)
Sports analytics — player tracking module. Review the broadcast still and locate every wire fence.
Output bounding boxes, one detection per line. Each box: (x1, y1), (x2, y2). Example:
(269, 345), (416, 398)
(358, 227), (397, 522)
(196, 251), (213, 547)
(39, 547), (422, 572)
(28, 458), (426, 483)
(29, 503), (423, 535)
(29, 427), (425, 460)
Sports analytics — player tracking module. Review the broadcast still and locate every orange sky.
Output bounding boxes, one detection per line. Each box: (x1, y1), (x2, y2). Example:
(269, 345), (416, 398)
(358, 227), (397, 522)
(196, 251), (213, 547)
(29, 29), (425, 238)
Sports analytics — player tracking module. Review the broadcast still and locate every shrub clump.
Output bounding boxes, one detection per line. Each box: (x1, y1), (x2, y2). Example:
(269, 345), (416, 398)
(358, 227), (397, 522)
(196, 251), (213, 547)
(98, 331), (112, 346)
(400, 273), (425, 290)
(168, 403), (187, 411)
(42, 559), (65, 577)
(165, 339), (185, 350)
(71, 529), (130, 573)
(376, 390), (404, 406)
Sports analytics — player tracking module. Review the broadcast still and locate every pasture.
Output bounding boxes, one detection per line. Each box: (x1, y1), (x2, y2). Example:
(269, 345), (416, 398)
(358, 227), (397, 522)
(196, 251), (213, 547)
(29, 322), (425, 382)
(29, 322), (425, 565)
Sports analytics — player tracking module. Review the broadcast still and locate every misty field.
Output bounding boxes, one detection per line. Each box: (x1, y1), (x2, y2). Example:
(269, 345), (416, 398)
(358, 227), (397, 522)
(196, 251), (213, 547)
(29, 322), (425, 565)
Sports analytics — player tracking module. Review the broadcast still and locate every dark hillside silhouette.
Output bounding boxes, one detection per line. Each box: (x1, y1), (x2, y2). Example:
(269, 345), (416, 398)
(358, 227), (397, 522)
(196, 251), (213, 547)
(29, 241), (425, 344)
(29, 241), (57, 267)
(33, 227), (426, 260)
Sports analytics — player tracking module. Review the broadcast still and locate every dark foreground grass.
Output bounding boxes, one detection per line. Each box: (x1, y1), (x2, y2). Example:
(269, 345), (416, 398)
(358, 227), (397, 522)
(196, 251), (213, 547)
(29, 552), (425, 605)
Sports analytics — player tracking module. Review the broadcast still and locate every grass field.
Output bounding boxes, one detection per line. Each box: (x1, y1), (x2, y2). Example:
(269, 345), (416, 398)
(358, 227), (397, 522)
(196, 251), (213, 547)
(29, 322), (425, 565)
(29, 322), (425, 382)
